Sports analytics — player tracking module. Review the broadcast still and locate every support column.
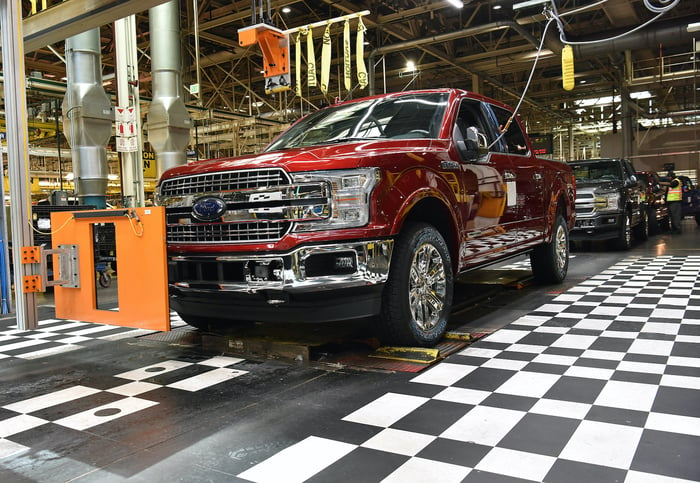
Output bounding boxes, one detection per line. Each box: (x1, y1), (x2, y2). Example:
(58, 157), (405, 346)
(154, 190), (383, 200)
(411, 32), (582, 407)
(115, 15), (145, 207)
(568, 124), (575, 161)
(471, 74), (482, 95)
(621, 80), (634, 160)
(1, 0), (38, 329)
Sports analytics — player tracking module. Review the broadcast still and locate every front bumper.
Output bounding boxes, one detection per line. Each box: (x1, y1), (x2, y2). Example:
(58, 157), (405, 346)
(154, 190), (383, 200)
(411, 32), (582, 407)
(570, 212), (623, 241)
(168, 239), (393, 322)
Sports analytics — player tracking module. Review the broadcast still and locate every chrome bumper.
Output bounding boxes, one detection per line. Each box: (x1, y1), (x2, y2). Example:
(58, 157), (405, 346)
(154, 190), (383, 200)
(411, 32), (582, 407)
(170, 239), (394, 294)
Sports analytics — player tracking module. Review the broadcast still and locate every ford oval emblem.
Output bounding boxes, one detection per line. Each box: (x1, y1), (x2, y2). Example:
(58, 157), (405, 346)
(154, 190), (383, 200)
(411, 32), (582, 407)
(192, 196), (227, 222)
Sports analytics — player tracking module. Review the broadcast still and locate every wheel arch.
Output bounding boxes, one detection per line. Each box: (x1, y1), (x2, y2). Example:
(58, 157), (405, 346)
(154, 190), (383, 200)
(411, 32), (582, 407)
(392, 196), (459, 274)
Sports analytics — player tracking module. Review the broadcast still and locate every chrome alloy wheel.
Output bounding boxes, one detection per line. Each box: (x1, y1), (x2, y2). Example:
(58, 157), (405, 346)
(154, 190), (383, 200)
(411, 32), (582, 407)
(554, 223), (568, 274)
(408, 242), (447, 331)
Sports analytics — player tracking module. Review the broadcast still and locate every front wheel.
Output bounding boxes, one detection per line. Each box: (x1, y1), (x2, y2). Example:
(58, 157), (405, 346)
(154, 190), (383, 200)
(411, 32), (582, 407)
(634, 209), (649, 241)
(378, 222), (453, 347)
(614, 212), (633, 250)
(530, 214), (569, 284)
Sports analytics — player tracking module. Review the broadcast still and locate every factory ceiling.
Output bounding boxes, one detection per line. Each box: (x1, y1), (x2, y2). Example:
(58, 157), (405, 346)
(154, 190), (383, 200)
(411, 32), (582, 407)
(14, 0), (700, 137)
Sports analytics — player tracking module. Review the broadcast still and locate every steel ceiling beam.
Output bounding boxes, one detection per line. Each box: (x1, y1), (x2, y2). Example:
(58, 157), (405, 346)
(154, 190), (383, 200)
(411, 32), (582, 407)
(22, 0), (170, 53)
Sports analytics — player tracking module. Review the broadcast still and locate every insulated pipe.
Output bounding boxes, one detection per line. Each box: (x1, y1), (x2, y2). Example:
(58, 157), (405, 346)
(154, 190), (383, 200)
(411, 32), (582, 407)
(571, 20), (697, 59)
(62, 28), (112, 208)
(148, 1), (192, 178)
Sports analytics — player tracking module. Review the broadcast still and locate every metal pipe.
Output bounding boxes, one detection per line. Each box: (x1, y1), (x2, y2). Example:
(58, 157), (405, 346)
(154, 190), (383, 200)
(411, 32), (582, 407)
(62, 28), (113, 208)
(148, 0), (192, 178)
(572, 20), (697, 59)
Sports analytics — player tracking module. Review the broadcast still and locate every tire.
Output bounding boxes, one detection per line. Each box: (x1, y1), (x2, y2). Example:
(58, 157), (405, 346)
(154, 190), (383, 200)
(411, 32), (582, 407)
(634, 209), (649, 241)
(379, 222), (453, 347)
(660, 215), (670, 232)
(530, 214), (569, 284)
(614, 212), (633, 250)
(647, 207), (659, 235)
(98, 271), (112, 288)
(695, 212), (700, 226)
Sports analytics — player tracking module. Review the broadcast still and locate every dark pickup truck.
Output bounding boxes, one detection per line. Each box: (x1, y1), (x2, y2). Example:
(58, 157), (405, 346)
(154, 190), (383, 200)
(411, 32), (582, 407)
(156, 89), (575, 347)
(569, 158), (646, 249)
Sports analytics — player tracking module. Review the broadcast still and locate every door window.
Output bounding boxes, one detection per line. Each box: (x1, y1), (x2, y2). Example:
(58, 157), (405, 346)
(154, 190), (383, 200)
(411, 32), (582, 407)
(491, 106), (529, 156)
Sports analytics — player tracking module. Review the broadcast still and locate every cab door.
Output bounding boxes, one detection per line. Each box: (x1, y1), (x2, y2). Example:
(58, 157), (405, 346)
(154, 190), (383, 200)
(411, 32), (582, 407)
(453, 99), (516, 267)
(488, 104), (546, 246)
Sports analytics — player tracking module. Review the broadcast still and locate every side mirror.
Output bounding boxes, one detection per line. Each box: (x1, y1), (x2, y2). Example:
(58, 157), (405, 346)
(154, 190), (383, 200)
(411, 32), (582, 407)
(624, 176), (637, 188)
(454, 125), (489, 161)
(652, 183), (661, 193)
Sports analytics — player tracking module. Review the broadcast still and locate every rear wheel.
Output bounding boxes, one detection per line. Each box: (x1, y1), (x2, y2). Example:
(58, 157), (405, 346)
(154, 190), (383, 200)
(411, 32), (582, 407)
(530, 214), (569, 284)
(379, 222), (453, 347)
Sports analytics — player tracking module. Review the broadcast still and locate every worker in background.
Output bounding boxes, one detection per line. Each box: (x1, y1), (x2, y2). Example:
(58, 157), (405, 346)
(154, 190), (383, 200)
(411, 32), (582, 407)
(664, 170), (682, 234)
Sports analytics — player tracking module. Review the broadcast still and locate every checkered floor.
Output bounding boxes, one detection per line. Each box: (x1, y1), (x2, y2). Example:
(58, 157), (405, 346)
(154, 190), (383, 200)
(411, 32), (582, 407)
(238, 255), (700, 483)
(0, 355), (246, 459)
(0, 312), (187, 361)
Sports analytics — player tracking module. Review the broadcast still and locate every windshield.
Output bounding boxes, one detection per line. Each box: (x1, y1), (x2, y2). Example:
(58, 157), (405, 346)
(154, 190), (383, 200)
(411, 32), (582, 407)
(265, 92), (449, 152)
(571, 161), (622, 183)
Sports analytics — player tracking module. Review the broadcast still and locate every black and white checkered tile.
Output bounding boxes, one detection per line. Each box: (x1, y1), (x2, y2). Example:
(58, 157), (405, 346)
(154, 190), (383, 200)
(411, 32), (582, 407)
(0, 355), (246, 459)
(0, 312), (188, 360)
(238, 256), (700, 483)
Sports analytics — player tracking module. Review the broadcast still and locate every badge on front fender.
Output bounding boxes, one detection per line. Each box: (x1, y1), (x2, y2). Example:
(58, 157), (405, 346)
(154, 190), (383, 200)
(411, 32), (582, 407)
(192, 196), (227, 222)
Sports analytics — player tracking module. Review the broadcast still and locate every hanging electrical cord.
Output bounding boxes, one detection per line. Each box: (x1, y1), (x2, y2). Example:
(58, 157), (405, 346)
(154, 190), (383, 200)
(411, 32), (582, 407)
(487, 15), (556, 150)
(487, 0), (681, 150)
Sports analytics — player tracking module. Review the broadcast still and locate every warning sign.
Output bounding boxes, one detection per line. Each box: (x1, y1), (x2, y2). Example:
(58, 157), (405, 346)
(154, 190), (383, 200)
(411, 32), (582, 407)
(143, 151), (157, 179)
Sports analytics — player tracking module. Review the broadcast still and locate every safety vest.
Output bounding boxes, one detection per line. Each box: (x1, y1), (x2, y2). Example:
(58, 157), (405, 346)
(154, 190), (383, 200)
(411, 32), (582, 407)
(667, 178), (682, 201)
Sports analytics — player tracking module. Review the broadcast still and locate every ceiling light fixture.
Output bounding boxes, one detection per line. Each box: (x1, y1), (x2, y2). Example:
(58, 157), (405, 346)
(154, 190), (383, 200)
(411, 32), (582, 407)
(513, 0), (549, 10)
(446, 0), (463, 8)
(493, 5), (502, 10)
(282, 7), (291, 14)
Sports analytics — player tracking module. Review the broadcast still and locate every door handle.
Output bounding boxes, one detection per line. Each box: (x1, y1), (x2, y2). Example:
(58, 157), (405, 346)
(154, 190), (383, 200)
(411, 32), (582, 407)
(503, 171), (516, 180)
(534, 173), (543, 180)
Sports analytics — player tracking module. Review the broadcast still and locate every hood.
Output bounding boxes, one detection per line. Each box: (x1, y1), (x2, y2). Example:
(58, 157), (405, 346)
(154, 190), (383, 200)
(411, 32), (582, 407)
(158, 138), (436, 182)
(575, 180), (620, 193)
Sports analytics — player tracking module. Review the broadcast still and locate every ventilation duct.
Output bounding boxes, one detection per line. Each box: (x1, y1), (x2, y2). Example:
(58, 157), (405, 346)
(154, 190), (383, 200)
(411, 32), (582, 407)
(571, 19), (697, 59)
(62, 29), (112, 208)
(147, 0), (191, 178)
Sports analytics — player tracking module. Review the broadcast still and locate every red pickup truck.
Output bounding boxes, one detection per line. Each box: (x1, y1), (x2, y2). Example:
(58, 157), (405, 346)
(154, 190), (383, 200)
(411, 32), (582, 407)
(156, 89), (575, 347)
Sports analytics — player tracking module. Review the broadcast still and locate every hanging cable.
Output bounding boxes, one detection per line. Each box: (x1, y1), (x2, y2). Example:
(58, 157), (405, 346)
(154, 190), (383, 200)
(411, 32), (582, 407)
(487, 16), (555, 149)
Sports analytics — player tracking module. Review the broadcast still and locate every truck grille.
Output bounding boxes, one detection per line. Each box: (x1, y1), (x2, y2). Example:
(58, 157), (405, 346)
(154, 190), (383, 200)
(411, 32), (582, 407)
(159, 168), (330, 244)
(575, 192), (595, 215)
(166, 221), (292, 243)
(159, 168), (289, 196)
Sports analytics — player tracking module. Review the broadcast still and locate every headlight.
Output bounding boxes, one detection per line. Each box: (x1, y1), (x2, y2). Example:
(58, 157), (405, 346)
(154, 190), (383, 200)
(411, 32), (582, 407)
(594, 192), (619, 211)
(291, 168), (379, 231)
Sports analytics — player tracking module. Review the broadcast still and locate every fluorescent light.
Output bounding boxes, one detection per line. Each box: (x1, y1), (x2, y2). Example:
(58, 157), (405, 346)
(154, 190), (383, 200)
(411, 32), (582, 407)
(688, 22), (700, 32)
(513, 0), (549, 10)
(446, 0), (463, 8)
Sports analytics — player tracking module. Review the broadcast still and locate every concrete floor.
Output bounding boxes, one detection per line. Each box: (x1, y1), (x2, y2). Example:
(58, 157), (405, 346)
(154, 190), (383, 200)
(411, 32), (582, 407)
(0, 218), (698, 482)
